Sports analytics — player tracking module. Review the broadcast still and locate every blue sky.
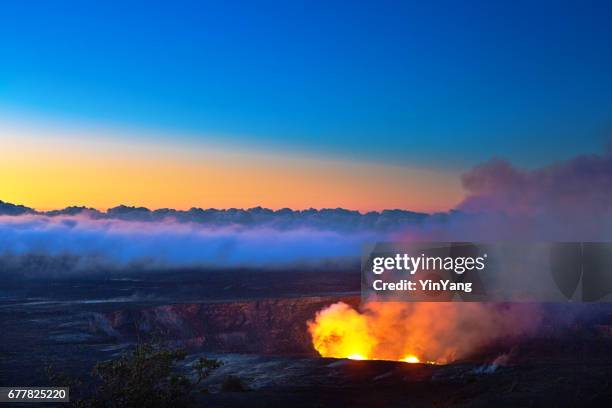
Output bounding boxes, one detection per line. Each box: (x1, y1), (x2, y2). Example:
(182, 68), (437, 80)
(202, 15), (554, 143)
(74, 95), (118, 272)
(1, 0), (612, 168)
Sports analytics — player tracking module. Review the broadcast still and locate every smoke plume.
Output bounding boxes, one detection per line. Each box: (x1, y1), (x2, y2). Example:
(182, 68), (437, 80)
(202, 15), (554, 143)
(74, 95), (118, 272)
(308, 147), (612, 364)
(308, 301), (540, 363)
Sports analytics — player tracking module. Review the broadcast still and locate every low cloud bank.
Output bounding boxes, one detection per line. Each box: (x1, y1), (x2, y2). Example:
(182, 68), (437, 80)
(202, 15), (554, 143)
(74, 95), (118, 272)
(1, 147), (611, 278)
(0, 215), (379, 278)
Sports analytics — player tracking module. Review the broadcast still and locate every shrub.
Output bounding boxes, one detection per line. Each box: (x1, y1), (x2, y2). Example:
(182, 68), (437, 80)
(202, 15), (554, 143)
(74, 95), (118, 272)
(49, 342), (223, 407)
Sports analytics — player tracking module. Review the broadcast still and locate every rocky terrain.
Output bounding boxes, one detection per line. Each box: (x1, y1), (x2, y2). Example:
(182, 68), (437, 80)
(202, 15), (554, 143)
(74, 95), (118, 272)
(3, 271), (612, 407)
(99, 295), (360, 355)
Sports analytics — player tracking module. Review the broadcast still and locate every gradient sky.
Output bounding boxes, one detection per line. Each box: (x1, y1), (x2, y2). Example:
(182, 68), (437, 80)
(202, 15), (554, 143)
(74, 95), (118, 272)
(1, 0), (611, 211)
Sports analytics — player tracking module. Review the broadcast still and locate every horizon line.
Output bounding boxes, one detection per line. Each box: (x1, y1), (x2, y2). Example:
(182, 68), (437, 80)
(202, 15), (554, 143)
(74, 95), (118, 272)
(0, 199), (446, 216)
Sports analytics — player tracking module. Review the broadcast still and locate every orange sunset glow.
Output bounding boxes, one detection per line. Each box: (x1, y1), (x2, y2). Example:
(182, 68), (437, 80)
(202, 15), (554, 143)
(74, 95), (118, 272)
(0, 122), (462, 212)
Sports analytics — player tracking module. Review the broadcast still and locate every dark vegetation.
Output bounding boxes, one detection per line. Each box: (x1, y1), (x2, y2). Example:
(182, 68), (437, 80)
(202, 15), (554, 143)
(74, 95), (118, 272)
(48, 342), (228, 407)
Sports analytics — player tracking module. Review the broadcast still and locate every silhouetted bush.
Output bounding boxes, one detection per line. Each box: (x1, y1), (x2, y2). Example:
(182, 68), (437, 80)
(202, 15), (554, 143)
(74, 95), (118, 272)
(48, 342), (222, 407)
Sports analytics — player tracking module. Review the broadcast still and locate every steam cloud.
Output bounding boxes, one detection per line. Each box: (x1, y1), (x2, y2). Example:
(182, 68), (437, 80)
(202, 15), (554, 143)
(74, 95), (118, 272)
(455, 149), (612, 241)
(306, 148), (612, 363)
(308, 302), (541, 363)
(460, 150), (612, 216)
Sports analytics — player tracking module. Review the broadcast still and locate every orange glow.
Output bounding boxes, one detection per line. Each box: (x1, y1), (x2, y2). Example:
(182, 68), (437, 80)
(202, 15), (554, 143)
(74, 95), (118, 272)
(402, 355), (420, 363)
(308, 301), (540, 364)
(0, 122), (462, 212)
(307, 303), (376, 360)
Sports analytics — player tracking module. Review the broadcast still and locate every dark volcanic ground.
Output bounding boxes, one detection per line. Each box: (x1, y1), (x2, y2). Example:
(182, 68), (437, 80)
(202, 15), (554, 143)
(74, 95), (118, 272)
(0, 269), (358, 386)
(2, 269), (612, 407)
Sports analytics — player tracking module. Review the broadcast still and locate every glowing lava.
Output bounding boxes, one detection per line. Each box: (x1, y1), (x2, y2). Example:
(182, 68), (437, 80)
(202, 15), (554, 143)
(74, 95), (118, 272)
(402, 355), (420, 363)
(307, 302), (376, 360)
(307, 301), (540, 364)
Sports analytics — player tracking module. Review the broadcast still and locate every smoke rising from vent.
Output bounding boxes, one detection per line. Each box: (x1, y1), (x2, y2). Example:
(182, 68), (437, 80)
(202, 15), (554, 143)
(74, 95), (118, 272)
(308, 302), (541, 363)
(308, 147), (612, 363)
